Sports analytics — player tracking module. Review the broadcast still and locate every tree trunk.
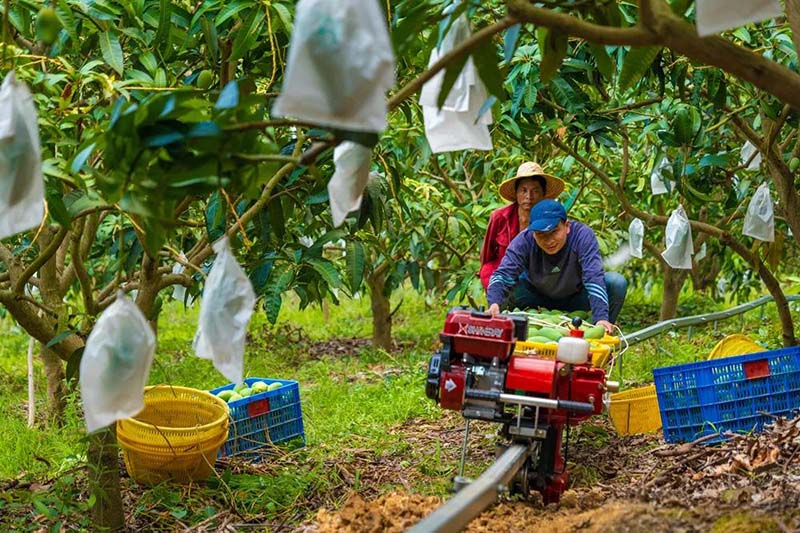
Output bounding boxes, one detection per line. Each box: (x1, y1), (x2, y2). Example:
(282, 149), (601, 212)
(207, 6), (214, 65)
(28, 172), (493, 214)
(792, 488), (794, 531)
(367, 270), (392, 351)
(39, 345), (67, 425)
(135, 253), (161, 335)
(87, 428), (125, 532)
(660, 265), (689, 321)
(38, 226), (69, 422)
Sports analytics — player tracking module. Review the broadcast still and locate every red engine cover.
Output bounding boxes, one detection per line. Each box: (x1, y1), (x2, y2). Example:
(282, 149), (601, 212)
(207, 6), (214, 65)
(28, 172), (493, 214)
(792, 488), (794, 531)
(505, 355), (559, 395)
(439, 366), (465, 411)
(442, 309), (516, 360)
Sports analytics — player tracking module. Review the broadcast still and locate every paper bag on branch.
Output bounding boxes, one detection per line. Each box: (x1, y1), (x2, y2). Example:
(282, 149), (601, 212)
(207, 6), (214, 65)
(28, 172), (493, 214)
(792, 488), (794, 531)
(272, 0), (395, 132)
(743, 182), (774, 242)
(650, 156), (672, 195)
(328, 141), (372, 227)
(696, 0), (783, 37)
(193, 237), (256, 384)
(0, 71), (44, 239)
(80, 292), (156, 433)
(661, 204), (694, 269)
(740, 140), (762, 170)
(629, 218), (644, 259)
(419, 15), (492, 153)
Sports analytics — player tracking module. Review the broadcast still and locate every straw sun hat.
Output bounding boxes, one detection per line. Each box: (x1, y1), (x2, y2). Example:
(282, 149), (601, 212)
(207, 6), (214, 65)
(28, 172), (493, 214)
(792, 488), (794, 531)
(498, 161), (565, 203)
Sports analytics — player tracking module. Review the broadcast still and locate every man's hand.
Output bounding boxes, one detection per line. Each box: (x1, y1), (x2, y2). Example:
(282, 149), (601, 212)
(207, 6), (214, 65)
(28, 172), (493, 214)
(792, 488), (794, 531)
(488, 303), (500, 316)
(596, 320), (615, 334)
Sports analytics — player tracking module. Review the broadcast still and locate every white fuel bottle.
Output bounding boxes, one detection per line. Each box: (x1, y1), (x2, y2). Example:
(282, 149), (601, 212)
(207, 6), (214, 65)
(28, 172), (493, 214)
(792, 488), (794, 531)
(557, 318), (590, 365)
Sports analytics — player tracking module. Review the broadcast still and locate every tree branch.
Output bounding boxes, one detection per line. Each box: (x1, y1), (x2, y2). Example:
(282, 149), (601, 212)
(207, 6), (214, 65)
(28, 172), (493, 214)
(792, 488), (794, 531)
(14, 226), (68, 294)
(387, 17), (518, 111)
(71, 228), (96, 316)
(507, 1), (658, 45)
(223, 119), (319, 132)
(641, 0), (800, 111)
(188, 135), (306, 267)
(509, 0), (800, 111)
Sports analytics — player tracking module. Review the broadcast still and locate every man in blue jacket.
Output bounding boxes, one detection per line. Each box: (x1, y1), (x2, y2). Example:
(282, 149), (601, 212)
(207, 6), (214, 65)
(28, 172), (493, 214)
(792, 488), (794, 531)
(486, 200), (627, 334)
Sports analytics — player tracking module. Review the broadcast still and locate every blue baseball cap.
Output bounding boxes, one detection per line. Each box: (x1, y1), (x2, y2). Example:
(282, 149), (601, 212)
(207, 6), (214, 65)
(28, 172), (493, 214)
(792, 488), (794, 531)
(529, 200), (567, 232)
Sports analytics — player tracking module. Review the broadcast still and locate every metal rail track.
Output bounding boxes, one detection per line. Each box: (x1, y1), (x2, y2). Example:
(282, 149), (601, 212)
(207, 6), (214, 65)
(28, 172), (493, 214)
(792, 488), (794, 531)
(407, 444), (529, 533)
(409, 295), (800, 532)
(621, 294), (800, 346)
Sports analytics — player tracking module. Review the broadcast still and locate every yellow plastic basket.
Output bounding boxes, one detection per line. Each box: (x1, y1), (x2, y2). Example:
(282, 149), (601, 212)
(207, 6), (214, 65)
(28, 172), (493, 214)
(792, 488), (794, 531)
(609, 384), (662, 435)
(514, 340), (612, 368)
(707, 334), (765, 360)
(117, 385), (229, 484)
(595, 334), (621, 349)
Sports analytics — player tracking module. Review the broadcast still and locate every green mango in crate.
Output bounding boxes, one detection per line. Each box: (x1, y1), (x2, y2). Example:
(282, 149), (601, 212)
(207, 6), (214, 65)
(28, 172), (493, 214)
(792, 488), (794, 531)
(528, 335), (555, 344)
(584, 325), (606, 339)
(538, 327), (568, 341)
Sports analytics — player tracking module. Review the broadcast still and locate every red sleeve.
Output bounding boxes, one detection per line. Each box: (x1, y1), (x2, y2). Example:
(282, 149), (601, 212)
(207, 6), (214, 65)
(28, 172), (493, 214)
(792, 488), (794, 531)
(479, 211), (500, 291)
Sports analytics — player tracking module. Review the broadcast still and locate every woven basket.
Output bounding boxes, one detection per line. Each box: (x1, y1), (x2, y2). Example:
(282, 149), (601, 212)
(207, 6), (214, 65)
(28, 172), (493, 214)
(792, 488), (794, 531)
(117, 385), (229, 484)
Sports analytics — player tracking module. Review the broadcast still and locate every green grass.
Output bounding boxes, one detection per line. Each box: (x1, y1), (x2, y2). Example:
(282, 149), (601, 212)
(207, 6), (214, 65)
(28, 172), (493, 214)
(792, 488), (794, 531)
(1, 284), (799, 530)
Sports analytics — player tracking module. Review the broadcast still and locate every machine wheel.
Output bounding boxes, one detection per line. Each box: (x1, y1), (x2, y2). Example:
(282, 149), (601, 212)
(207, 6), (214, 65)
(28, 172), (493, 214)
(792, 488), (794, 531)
(510, 459), (531, 496)
(509, 442), (539, 497)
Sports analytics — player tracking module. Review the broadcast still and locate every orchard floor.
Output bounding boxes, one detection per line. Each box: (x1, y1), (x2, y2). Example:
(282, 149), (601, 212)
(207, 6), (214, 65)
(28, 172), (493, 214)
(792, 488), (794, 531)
(302, 412), (799, 533)
(2, 290), (800, 531)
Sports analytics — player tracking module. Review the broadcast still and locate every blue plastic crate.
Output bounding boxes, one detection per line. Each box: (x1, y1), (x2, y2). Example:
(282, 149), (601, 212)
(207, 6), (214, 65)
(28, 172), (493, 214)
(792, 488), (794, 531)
(654, 346), (800, 443)
(210, 378), (306, 461)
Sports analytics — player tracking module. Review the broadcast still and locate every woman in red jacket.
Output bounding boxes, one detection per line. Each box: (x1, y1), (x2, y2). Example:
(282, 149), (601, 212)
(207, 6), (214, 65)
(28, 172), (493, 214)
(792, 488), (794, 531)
(479, 161), (564, 291)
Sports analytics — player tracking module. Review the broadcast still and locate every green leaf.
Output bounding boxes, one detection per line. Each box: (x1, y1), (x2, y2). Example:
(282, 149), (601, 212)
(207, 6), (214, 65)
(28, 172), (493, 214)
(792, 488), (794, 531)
(56, 0), (79, 44)
(65, 347), (84, 383)
(139, 52), (158, 75)
(346, 240), (365, 292)
(216, 1), (250, 26)
(47, 330), (75, 348)
(618, 46), (661, 92)
(307, 258), (342, 289)
(588, 43), (614, 80)
(200, 16), (219, 66)
(472, 42), (505, 101)
(538, 28), (568, 84)
(264, 268), (293, 324)
(153, 0), (171, 58)
(46, 188), (72, 228)
(99, 30), (124, 75)
(408, 261), (420, 291)
(230, 9), (265, 62)
(436, 53), (469, 108)
(305, 228), (348, 258)
(503, 23), (521, 64)
(392, 2), (430, 54)
(272, 3), (292, 33)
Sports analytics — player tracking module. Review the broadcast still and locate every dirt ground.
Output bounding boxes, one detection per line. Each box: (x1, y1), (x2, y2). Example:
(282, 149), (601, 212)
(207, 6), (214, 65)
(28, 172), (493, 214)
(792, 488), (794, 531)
(297, 413), (800, 532)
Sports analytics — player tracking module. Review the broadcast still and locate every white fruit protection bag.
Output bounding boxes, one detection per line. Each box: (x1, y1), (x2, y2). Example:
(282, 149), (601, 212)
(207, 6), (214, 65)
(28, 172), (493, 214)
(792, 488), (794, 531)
(271, 0), (395, 132)
(629, 218), (645, 259)
(80, 292), (156, 433)
(193, 237), (255, 384)
(661, 205), (694, 269)
(695, 241), (707, 262)
(0, 71), (45, 239)
(743, 182), (775, 242)
(650, 156), (671, 195)
(419, 15), (492, 153)
(171, 252), (188, 303)
(695, 0), (782, 37)
(740, 140), (762, 170)
(328, 141), (372, 227)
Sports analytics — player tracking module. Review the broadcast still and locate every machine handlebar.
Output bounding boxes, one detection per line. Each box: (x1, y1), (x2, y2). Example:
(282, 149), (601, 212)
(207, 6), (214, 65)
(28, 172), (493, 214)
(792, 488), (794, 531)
(465, 389), (595, 414)
(555, 399), (595, 414)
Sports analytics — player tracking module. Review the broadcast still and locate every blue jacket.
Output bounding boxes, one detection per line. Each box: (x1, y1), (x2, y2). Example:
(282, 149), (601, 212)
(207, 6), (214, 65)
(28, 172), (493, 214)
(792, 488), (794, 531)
(486, 220), (610, 322)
